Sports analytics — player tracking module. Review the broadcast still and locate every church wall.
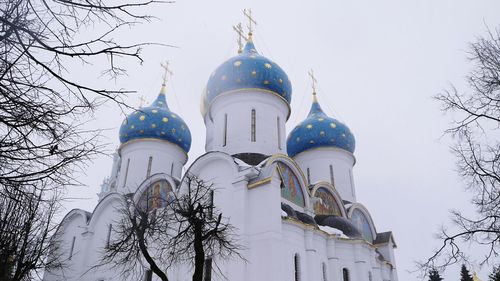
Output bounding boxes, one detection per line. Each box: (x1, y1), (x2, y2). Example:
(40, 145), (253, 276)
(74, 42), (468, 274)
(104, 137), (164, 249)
(280, 220), (396, 281)
(207, 90), (289, 156)
(293, 148), (356, 202)
(244, 174), (284, 281)
(80, 196), (124, 281)
(43, 211), (88, 281)
(117, 140), (187, 193)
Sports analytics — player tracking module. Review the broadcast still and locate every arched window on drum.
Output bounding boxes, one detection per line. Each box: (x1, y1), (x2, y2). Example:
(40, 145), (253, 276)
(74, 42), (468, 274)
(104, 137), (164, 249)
(313, 187), (342, 216)
(138, 180), (174, 211)
(350, 209), (374, 243)
(277, 162), (305, 208)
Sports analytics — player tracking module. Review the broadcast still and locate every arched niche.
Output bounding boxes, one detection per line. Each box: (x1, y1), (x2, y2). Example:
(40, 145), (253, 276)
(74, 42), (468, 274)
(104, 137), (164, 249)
(265, 154), (310, 210)
(132, 173), (177, 210)
(311, 182), (346, 218)
(347, 203), (377, 243)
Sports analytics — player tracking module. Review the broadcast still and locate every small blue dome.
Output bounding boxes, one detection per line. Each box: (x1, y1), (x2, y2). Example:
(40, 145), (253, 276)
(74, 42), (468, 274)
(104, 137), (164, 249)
(119, 87), (191, 153)
(287, 95), (355, 157)
(205, 40), (292, 106)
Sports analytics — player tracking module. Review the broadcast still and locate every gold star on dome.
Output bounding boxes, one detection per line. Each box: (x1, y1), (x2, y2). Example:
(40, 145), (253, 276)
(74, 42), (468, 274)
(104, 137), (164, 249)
(320, 131), (325, 136)
(251, 70), (257, 76)
(309, 140), (315, 144)
(264, 63), (272, 69)
(151, 124), (157, 128)
(130, 125), (135, 129)
(306, 124), (313, 129)
(139, 115), (145, 121)
(263, 80), (269, 85)
(172, 128), (176, 133)
(234, 61), (242, 67)
(330, 123), (337, 128)
(162, 117), (169, 123)
(279, 79), (283, 84)
(152, 109), (158, 114)
(171, 114), (177, 118)
(318, 118), (324, 121)
(140, 130), (144, 133)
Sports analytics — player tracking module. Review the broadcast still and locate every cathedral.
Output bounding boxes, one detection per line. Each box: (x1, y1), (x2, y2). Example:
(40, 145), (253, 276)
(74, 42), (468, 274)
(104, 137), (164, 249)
(43, 16), (398, 281)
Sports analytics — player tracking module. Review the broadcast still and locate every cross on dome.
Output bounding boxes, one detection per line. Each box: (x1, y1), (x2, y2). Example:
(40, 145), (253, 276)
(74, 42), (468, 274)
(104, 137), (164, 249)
(308, 69), (318, 95)
(138, 95), (148, 107)
(243, 8), (257, 38)
(160, 61), (174, 86)
(233, 22), (246, 54)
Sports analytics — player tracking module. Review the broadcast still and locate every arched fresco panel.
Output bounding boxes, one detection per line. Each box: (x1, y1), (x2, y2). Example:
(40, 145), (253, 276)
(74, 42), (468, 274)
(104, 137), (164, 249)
(351, 209), (374, 243)
(277, 162), (305, 207)
(138, 180), (173, 210)
(313, 187), (341, 216)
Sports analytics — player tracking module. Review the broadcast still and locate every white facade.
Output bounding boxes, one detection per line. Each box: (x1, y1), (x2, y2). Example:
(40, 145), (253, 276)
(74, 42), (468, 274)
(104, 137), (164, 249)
(44, 35), (398, 281)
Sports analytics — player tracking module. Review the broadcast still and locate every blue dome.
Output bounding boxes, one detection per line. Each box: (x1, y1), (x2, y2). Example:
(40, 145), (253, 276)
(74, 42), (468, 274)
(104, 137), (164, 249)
(205, 40), (292, 106)
(287, 95), (355, 157)
(119, 87), (192, 153)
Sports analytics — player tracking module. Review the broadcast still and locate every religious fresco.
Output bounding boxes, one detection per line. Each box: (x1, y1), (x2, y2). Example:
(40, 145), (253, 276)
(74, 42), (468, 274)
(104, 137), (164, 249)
(351, 209), (374, 243)
(139, 180), (173, 210)
(277, 162), (305, 207)
(313, 187), (341, 216)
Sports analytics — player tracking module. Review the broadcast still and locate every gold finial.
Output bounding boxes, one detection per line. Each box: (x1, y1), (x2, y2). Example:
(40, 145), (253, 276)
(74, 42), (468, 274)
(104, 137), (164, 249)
(138, 95), (148, 107)
(308, 69), (318, 101)
(233, 23), (247, 54)
(243, 8), (257, 40)
(473, 272), (482, 281)
(160, 61), (173, 94)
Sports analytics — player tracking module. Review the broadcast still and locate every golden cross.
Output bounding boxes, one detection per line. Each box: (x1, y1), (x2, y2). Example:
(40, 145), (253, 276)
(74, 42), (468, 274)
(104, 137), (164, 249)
(160, 61), (174, 86)
(233, 22), (246, 53)
(308, 69), (318, 94)
(138, 95), (147, 107)
(243, 8), (257, 35)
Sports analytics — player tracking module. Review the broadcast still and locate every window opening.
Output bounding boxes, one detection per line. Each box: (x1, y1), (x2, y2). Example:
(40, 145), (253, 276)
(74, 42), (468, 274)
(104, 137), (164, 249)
(208, 190), (214, 219)
(277, 116), (281, 149)
(251, 109), (256, 142)
(69, 236), (76, 260)
(329, 165), (335, 186)
(294, 253), (301, 281)
(343, 268), (350, 281)
(223, 114), (228, 147)
(123, 158), (130, 187)
(147, 156), (153, 177)
(307, 168), (311, 185)
(106, 224), (112, 247)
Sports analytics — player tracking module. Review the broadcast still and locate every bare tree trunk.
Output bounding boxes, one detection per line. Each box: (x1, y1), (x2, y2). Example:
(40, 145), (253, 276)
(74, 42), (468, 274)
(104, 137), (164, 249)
(193, 223), (205, 281)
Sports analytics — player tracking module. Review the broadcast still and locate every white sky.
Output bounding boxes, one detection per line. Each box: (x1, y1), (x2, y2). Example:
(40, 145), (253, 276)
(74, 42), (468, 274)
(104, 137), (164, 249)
(64, 0), (500, 280)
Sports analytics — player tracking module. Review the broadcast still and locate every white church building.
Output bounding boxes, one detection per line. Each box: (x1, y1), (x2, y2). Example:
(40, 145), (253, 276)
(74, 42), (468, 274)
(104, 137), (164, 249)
(44, 23), (398, 281)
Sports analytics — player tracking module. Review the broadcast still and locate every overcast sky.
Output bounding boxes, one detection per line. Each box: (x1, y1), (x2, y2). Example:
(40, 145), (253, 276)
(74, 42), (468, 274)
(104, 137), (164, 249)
(64, 1), (500, 280)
